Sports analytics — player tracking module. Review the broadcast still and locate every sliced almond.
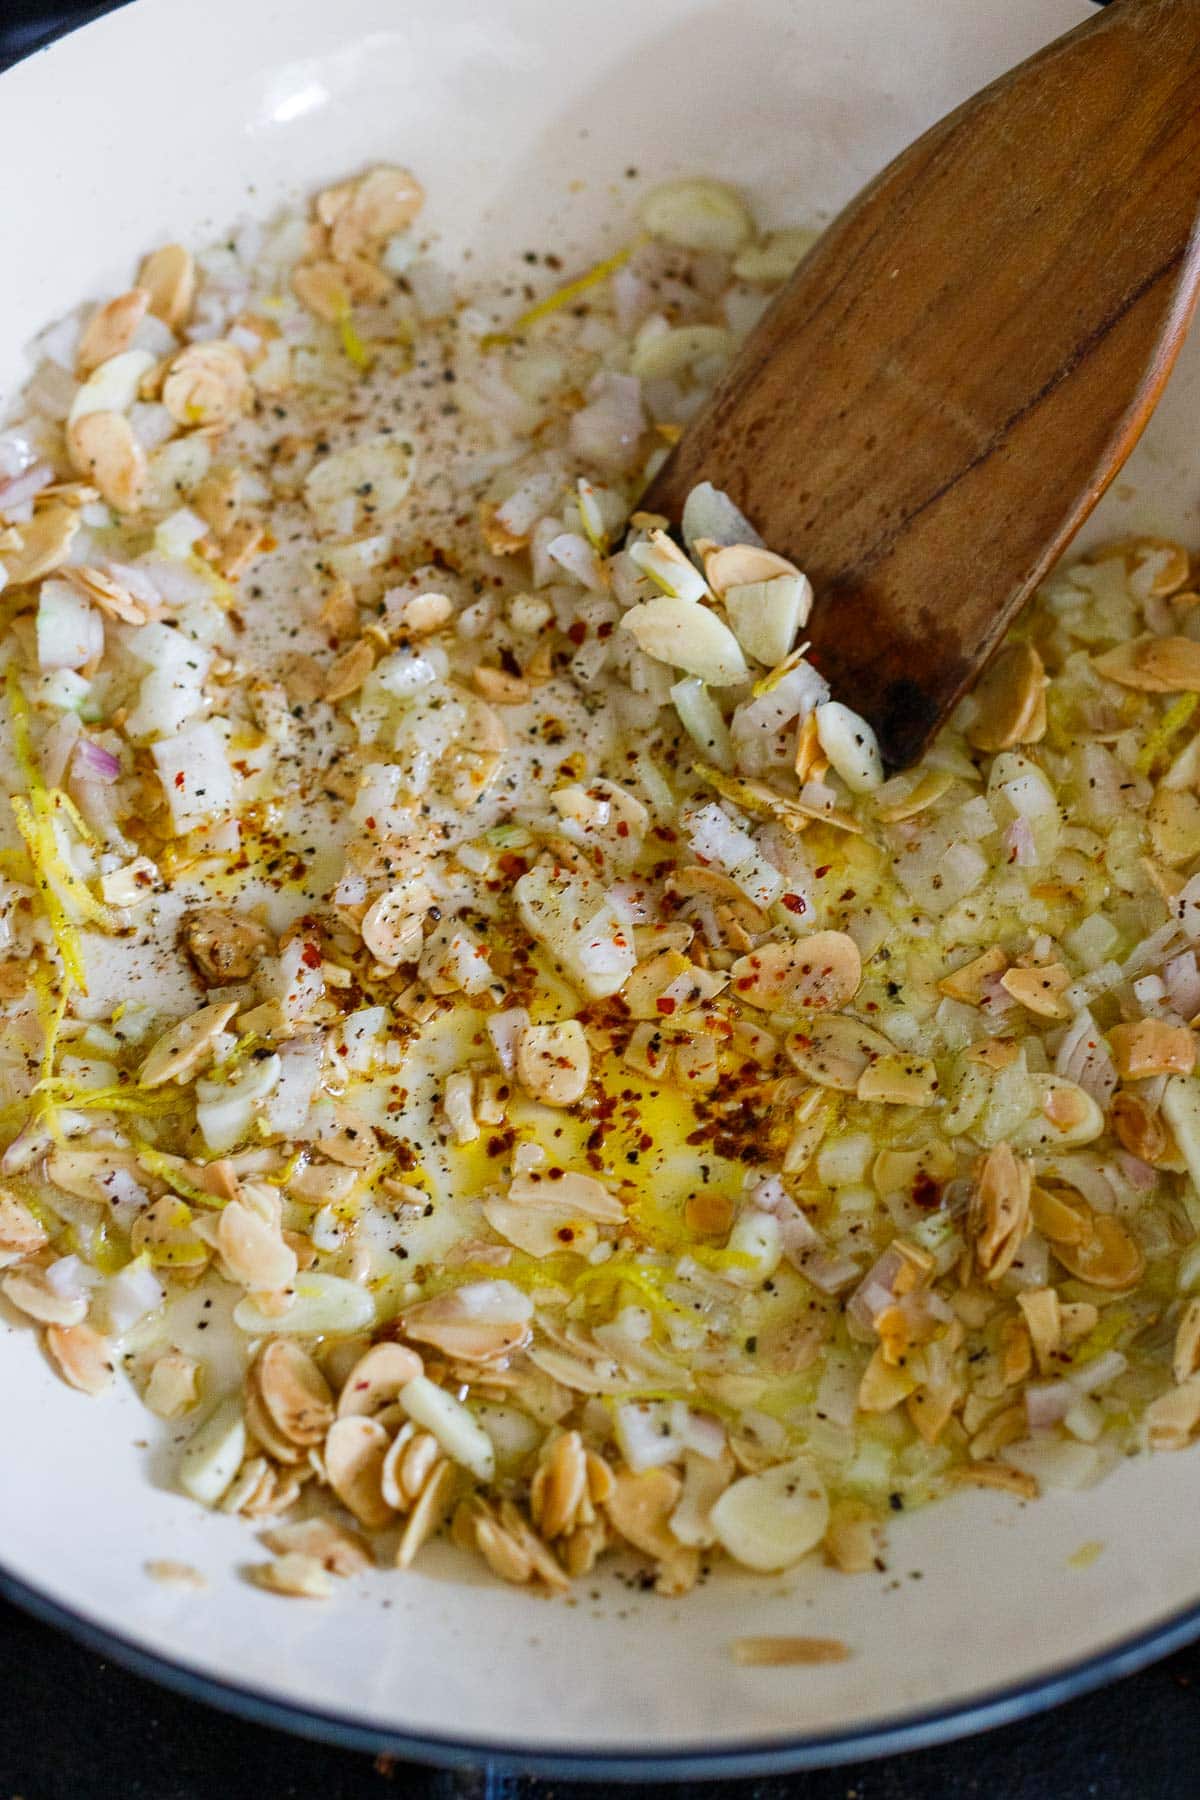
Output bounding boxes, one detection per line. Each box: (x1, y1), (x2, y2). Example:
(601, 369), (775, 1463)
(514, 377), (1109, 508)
(217, 1203), (298, 1294)
(138, 244), (196, 329)
(252, 1339), (334, 1446)
(999, 963), (1071, 1021)
(138, 1000), (239, 1087)
(732, 1636), (851, 1666)
(529, 1430), (589, 1541)
(0, 1190), (48, 1267)
(703, 543), (801, 597)
(144, 1350), (201, 1418)
(0, 503), (79, 584)
(324, 638), (375, 702)
(948, 1461), (1038, 1499)
(77, 289), (151, 375)
(1108, 1019), (1196, 1080)
(786, 1014), (891, 1091)
(251, 1553), (333, 1599)
(402, 1282), (533, 1365)
(730, 931), (861, 1014)
(515, 1020), (591, 1106)
(876, 767), (955, 823)
(937, 945), (1009, 1005)
(261, 1516), (372, 1575)
(969, 1144), (1032, 1282)
(396, 1458), (457, 1569)
(323, 1415), (395, 1528)
(966, 643), (1046, 752)
(66, 410), (147, 513)
(1147, 1375), (1200, 1449)
(162, 341), (251, 429)
(856, 1053), (938, 1107)
(1093, 635), (1200, 693)
(2, 1265), (87, 1327)
(45, 1322), (114, 1395)
(1051, 1207), (1144, 1292)
(335, 1340), (424, 1418)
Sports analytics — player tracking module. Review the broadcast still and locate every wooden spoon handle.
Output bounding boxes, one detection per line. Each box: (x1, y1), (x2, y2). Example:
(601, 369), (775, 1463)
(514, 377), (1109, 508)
(645, 0), (1200, 765)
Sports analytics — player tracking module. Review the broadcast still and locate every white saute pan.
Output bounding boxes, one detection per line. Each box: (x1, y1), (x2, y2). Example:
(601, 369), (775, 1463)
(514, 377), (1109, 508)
(3, 0), (1200, 1778)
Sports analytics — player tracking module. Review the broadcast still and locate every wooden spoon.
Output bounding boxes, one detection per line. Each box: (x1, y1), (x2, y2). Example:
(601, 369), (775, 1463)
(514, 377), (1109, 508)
(644, 0), (1200, 767)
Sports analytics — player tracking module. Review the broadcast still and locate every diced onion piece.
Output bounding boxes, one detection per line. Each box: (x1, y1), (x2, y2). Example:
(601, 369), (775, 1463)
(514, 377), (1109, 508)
(709, 1455), (829, 1570)
(150, 721), (235, 833)
(399, 1374), (495, 1481)
(36, 579), (104, 671)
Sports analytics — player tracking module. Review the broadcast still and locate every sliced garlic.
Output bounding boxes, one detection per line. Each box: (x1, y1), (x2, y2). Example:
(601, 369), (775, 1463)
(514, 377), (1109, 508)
(621, 596), (748, 687)
(709, 1455), (829, 1571)
(815, 701), (884, 793)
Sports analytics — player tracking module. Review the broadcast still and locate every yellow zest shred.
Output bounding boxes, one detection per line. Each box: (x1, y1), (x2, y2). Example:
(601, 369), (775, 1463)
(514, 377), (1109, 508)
(338, 312), (374, 372)
(480, 241), (639, 348)
(1134, 692), (1198, 776)
(34, 1078), (179, 1117)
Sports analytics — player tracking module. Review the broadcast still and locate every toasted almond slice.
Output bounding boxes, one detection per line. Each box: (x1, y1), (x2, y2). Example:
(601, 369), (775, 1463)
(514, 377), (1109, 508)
(971, 1144), (1032, 1281)
(0, 503), (79, 584)
(138, 1000), (239, 1087)
(703, 543), (801, 597)
(138, 244), (196, 329)
(856, 1054), (937, 1106)
(77, 289), (151, 375)
(1052, 1208), (1144, 1292)
(938, 945), (1009, 1004)
(732, 1635), (851, 1666)
(1147, 1375), (1200, 1449)
(251, 1552), (333, 1599)
(293, 260), (351, 323)
(401, 1283), (533, 1366)
(967, 1037), (1021, 1070)
(262, 1517), (372, 1576)
(515, 1020), (591, 1106)
(966, 643), (1046, 751)
(252, 1339), (334, 1446)
(730, 931), (861, 1014)
(66, 410), (147, 513)
(1030, 1183), (1092, 1246)
(324, 637), (375, 701)
(335, 1341), (424, 1418)
(145, 1559), (207, 1589)
(875, 767), (954, 823)
(948, 1461), (1039, 1499)
(144, 1350), (201, 1418)
(530, 1431), (589, 1541)
(217, 1203), (298, 1294)
(999, 963), (1072, 1020)
(323, 1415), (395, 1528)
(2, 1265), (87, 1327)
(162, 341), (251, 429)
(45, 1322), (114, 1395)
(0, 1190), (48, 1267)
(1093, 635), (1200, 693)
(1108, 1019), (1196, 1080)
(786, 1014), (891, 1092)
(396, 1458), (457, 1569)
(1173, 1298), (1200, 1386)
(472, 665), (531, 704)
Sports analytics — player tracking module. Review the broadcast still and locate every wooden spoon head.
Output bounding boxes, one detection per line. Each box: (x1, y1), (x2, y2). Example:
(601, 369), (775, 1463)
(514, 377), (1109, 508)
(645, 0), (1200, 766)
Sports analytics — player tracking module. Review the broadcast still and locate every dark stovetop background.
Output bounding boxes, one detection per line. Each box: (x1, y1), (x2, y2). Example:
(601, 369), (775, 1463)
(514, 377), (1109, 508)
(4, 1), (1200, 1794)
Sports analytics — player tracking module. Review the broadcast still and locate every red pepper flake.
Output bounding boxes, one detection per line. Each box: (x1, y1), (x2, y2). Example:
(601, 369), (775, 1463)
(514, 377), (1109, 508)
(655, 996), (677, 1015)
(300, 942), (322, 970)
(174, 771), (186, 788)
(781, 893), (807, 914)
(814, 864), (832, 879)
(567, 621), (588, 646)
